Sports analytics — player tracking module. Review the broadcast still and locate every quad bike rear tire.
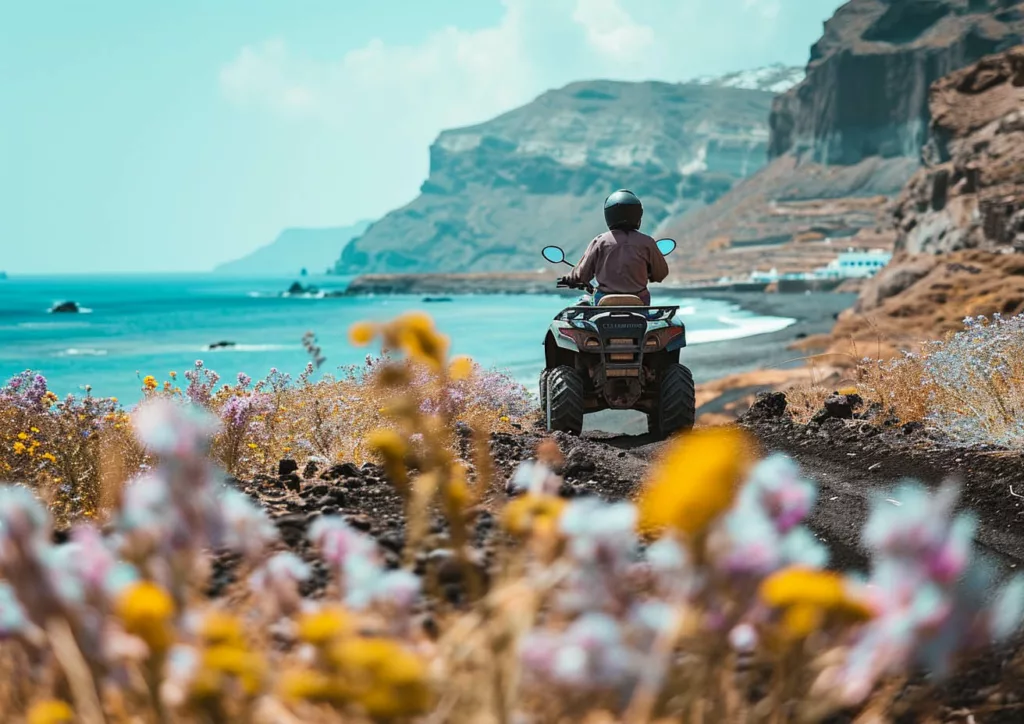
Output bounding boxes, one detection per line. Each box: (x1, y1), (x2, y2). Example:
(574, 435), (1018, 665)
(648, 364), (695, 439)
(545, 366), (585, 435)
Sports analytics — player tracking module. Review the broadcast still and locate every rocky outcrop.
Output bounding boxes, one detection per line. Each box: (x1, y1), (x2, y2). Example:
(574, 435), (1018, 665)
(893, 45), (1024, 254)
(662, 1), (1024, 275)
(769, 0), (1024, 165)
(336, 78), (787, 274)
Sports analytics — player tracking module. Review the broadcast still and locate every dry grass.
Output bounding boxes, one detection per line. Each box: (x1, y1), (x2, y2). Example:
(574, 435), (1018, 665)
(786, 313), (1024, 446)
(1, 353), (532, 525)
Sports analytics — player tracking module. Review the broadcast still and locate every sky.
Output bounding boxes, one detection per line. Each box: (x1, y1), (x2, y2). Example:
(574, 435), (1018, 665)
(1, 0), (846, 274)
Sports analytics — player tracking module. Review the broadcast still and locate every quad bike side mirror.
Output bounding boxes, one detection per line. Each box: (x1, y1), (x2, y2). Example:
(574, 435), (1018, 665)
(656, 238), (677, 256)
(542, 246), (571, 265)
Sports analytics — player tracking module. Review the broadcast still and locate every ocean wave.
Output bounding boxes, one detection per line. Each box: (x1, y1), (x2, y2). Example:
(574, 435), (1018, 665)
(202, 343), (294, 353)
(687, 315), (796, 345)
(57, 348), (108, 357)
(17, 321), (91, 330)
(46, 306), (93, 314)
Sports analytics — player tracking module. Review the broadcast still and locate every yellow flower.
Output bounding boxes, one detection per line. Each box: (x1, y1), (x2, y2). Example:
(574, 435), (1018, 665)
(116, 581), (175, 655)
(29, 426), (39, 433)
(13, 442), (26, 455)
(759, 567), (873, 638)
(199, 611), (245, 648)
(40, 452), (56, 464)
(279, 668), (350, 704)
(142, 375), (158, 390)
(500, 415), (510, 423)
(329, 637), (432, 718)
(169, 371), (177, 379)
(502, 494), (567, 537)
(448, 355), (474, 380)
(201, 645), (266, 696)
(837, 386), (859, 396)
(638, 426), (753, 538)
(297, 606), (351, 647)
(247, 442), (259, 450)
(392, 312), (448, 369)
(17, 432), (28, 440)
(348, 321), (376, 347)
(26, 700), (74, 724)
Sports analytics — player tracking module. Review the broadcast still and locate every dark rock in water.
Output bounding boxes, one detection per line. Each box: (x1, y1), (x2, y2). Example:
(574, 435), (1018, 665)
(50, 301), (80, 313)
(208, 340), (236, 349)
(278, 459), (299, 478)
(422, 296), (453, 303)
(745, 391), (789, 420)
(287, 281), (319, 295)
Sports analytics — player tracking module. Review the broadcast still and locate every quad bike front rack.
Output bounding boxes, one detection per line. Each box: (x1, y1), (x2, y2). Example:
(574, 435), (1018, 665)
(553, 305), (679, 322)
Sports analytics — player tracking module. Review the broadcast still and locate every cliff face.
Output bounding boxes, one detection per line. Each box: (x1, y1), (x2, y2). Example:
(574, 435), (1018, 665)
(661, 0), (1024, 279)
(336, 79), (785, 274)
(893, 44), (1024, 254)
(817, 45), (1024, 353)
(769, 0), (1024, 164)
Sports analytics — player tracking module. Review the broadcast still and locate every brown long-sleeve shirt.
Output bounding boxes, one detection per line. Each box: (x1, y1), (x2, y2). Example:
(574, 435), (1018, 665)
(564, 229), (669, 295)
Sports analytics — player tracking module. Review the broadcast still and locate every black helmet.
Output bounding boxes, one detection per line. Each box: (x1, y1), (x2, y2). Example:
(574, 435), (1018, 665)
(603, 189), (643, 231)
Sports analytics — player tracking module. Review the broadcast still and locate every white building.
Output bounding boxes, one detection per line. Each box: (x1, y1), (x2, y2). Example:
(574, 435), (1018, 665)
(814, 249), (892, 279)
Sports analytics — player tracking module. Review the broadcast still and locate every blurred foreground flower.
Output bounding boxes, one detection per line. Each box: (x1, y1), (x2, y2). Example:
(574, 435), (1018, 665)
(639, 426), (754, 538)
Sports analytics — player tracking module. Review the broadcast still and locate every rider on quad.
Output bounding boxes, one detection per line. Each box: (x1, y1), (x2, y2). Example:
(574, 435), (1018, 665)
(559, 190), (669, 306)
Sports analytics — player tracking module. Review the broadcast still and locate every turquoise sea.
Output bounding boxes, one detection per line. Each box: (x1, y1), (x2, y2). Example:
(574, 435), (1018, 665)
(0, 275), (796, 403)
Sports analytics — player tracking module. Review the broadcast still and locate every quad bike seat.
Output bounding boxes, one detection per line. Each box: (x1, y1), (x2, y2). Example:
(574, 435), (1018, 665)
(597, 294), (644, 307)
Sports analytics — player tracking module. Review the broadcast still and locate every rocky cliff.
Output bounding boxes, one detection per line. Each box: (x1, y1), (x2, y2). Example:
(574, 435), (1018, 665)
(770, 0), (1024, 164)
(892, 44), (1024, 254)
(807, 45), (1024, 354)
(335, 77), (790, 274)
(661, 0), (1024, 278)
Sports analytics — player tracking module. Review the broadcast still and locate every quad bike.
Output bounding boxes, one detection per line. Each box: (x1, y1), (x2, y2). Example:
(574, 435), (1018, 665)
(538, 239), (695, 438)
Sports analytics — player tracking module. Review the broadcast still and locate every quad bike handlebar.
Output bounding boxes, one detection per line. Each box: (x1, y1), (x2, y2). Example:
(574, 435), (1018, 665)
(556, 277), (595, 294)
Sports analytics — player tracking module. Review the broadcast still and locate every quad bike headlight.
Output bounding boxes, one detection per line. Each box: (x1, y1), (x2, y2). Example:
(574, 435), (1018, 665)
(643, 327), (684, 351)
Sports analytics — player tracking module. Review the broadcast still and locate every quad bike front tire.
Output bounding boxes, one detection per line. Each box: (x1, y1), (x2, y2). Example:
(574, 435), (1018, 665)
(538, 369), (550, 414)
(648, 364), (696, 439)
(545, 366), (585, 435)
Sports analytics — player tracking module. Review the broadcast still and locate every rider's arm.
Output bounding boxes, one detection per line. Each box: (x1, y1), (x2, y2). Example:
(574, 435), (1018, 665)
(565, 237), (600, 285)
(648, 239), (669, 282)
